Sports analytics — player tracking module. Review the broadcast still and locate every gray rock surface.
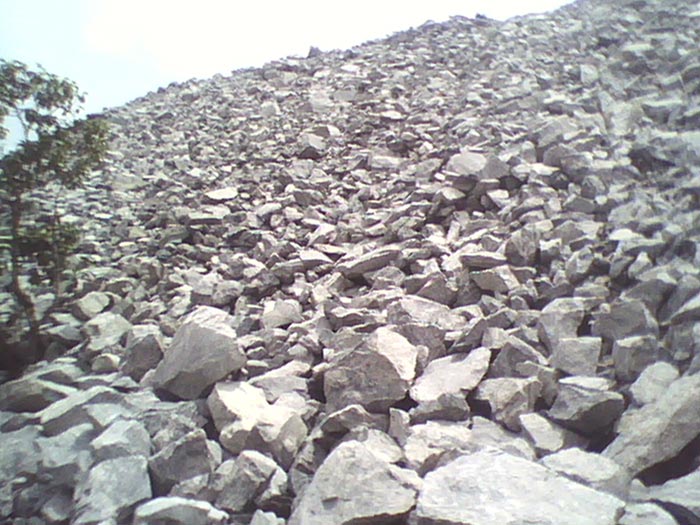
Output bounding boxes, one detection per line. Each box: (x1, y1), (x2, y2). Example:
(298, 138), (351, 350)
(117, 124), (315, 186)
(149, 306), (246, 399)
(288, 441), (419, 525)
(415, 448), (624, 525)
(133, 496), (228, 525)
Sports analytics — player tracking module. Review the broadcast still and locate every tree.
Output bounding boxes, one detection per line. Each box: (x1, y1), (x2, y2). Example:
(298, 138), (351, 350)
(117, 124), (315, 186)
(0, 59), (109, 361)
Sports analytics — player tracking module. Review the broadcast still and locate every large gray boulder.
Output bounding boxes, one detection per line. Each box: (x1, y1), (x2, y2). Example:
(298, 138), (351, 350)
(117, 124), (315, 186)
(72, 455), (152, 525)
(149, 306), (246, 399)
(414, 448), (624, 525)
(288, 440), (419, 525)
(324, 327), (418, 412)
(603, 372), (700, 476)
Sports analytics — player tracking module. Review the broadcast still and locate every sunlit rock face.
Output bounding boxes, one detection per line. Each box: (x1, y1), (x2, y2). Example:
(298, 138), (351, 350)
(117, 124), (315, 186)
(4, 0), (700, 523)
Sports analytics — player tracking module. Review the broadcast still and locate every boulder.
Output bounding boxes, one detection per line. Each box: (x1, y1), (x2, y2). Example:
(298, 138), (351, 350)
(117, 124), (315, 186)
(149, 306), (246, 400)
(604, 372), (700, 476)
(324, 327), (418, 412)
(414, 448), (624, 525)
(148, 429), (220, 495)
(73, 455), (152, 525)
(549, 377), (625, 435)
(288, 441), (420, 525)
(410, 347), (490, 404)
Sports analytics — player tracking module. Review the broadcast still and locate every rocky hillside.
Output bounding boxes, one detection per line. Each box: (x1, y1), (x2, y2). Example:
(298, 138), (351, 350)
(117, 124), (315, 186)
(2, 0), (700, 523)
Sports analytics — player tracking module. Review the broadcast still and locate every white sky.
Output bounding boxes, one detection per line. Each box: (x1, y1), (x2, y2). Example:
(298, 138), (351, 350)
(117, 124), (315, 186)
(1, 0), (572, 115)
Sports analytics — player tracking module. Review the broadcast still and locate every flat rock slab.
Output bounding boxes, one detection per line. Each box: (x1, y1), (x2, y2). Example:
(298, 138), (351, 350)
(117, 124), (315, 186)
(410, 347), (490, 404)
(133, 496), (228, 525)
(150, 306), (246, 400)
(288, 440), (419, 525)
(415, 448), (624, 525)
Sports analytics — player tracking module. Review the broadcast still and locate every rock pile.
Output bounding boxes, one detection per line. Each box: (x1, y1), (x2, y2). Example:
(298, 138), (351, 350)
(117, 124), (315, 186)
(2, 0), (700, 523)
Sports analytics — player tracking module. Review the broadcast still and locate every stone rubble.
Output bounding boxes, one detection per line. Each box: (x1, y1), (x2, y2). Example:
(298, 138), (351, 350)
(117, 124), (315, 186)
(2, 0), (700, 523)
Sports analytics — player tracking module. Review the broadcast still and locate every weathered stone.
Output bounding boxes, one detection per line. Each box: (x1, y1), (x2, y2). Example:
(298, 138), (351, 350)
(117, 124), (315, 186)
(133, 497), (228, 525)
(470, 265), (520, 293)
(540, 447), (630, 499)
(213, 450), (283, 513)
(0, 375), (77, 412)
(73, 456), (152, 525)
(148, 429), (219, 495)
(612, 335), (660, 382)
(538, 298), (586, 355)
(72, 291), (111, 321)
(629, 362), (679, 406)
(262, 298), (303, 329)
(646, 467), (700, 525)
(82, 312), (132, 353)
(403, 420), (473, 474)
(208, 382), (307, 467)
(519, 412), (586, 457)
(325, 327), (418, 412)
(410, 347), (490, 404)
(549, 377), (625, 435)
(288, 441), (419, 525)
(149, 306), (246, 399)
(415, 448), (624, 525)
(387, 295), (465, 331)
(474, 377), (541, 431)
(593, 299), (659, 342)
(39, 385), (123, 436)
(90, 418), (151, 462)
(604, 372), (700, 476)
(122, 324), (164, 381)
(618, 503), (679, 525)
(550, 337), (601, 376)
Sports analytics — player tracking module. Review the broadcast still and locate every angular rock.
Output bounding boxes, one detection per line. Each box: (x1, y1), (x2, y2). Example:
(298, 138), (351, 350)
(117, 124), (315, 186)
(549, 377), (625, 435)
(149, 306), (246, 400)
(262, 298), (303, 329)
(38, 423), (94, 486)
(288, 440), (419, 525)
(646, 467), (700, 525)
(73, 455), (152, 525)
(410, 347), (490, 404)
(325, 327), (418, 412)
(213, 450), (284, 513)
(72, 291), (111, 321)
(403, 420), (473, 474)
(0, 375), (77, 412)
(593, 299), (659, 342)
(550, 337), (601, 376)
(519, 412), (586, 457)
(629, 362), (679, 406)
(538, 298), (586, 355)
(415, 448), (624, 525)
(387, 295), (465, 331)
(82, 312), (132, 353)
(122, 324), (164, 381)
(540, 447), (631, 499)
(603, 372), (700, 476)
(612, 335), (659, 382)
(470, 265), (520, 293)
(618, 503), (680, 525)
(208, 382), (307, 467)
(133, 497), (228, 525)
(90, 418), (151, 462)
(474, 377), (541, 431)
(337, 246), (401, 278)
(148, 429), (220, 495)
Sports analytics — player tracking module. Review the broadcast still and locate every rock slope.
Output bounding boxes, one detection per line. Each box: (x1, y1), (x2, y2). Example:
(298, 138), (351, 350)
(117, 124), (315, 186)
(2, 0), (700, 523)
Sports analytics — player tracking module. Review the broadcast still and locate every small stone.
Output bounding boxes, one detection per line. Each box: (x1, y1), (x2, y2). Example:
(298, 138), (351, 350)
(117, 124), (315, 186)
(133, 497), (228, 525)
(519, 412), (586, 457)
(474, 377), (541, 431)
(72, 291), (112, 320)
(470, 265), (521, 293)
(550, 337), (601, 376)
(262, 298), (303, 329)
(122, 324), (164, 381)
(612, 336), (660, 382)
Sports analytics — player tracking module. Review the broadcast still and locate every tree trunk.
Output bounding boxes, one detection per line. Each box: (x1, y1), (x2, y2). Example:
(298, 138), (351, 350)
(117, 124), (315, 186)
(9, 194), (43, 359)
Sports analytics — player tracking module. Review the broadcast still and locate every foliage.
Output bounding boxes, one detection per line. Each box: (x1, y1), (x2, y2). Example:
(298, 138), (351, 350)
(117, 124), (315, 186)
(0, 58), (109, 360)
